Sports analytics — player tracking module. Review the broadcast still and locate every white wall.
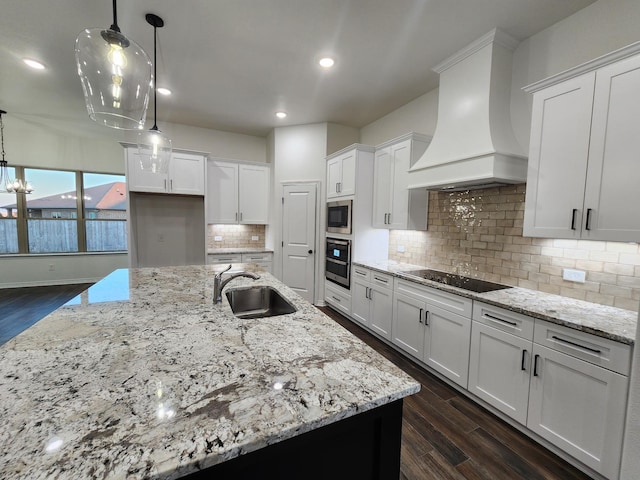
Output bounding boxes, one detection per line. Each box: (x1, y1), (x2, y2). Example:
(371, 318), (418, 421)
(1, 116), (267, 287)
(360, 89), (438, 147)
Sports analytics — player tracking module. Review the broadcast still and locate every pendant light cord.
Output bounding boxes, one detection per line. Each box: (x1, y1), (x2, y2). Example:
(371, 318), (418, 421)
(110, 0), (120, 32)
(152, 23), (158, 131)
(0, 112), (5, 162)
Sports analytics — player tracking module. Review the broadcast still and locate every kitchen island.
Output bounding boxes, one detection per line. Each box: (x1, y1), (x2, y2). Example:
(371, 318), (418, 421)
(0, 265), (419, 479)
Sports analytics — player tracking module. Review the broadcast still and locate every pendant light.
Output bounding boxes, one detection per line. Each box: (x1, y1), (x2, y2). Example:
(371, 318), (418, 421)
(137, 14), (172, 174)
(0, 110), (33, 194)
(75, 0), (153, 130)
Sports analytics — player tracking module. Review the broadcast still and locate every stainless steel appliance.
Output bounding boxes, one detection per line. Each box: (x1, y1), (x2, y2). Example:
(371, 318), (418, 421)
(325, 237), (351, 289)
(326, 200), (352, 234)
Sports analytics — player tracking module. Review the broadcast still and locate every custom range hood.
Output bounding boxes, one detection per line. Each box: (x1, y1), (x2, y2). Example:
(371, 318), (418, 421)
(409, 28), (527, 191)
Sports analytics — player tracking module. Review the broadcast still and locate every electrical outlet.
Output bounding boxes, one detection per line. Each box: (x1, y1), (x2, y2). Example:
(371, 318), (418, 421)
(251, 235), (259, 241)
(214, 236), (222, 241)
(48, 264), (55, 271)
(397, 245), (405, 253)
(563, 268), (586, 283)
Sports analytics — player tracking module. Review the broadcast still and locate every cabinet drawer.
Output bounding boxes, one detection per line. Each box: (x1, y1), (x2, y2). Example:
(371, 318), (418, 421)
(473, 302), (534, 341)
(241, 252), (273, 263)
(370, 271), (393, 290)
(352, 265), (371, 282)
(208, 253), (243, 264)
(325, 282), (352, 317)
(395, 279), (472, 317)
(534, 320), (631, 376)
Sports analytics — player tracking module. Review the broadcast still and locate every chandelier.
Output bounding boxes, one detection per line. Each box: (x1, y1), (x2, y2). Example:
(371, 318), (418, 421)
(0, 110), (33, 194)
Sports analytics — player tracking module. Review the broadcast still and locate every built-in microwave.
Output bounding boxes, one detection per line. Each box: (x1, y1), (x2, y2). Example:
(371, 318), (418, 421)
(327, 200), (352, 234)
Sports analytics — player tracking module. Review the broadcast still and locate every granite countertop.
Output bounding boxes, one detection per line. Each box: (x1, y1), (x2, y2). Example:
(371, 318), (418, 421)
(354, 260), (637, 345)
(207, 248), (273, 254)
(0, 265), (419, 479)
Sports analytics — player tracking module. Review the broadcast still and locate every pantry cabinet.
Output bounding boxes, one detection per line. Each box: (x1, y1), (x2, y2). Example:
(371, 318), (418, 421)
(372, 133), (431, 230)
(523, 47), (640, 242)
(207, 160), (270, 224)
(126, 148), (205, 195)
(351, 266), (393, 340)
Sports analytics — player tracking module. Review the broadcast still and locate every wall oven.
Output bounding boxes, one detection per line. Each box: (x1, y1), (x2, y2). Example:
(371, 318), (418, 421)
(327, 200), (352, 234)
(325, 237), (351, 289)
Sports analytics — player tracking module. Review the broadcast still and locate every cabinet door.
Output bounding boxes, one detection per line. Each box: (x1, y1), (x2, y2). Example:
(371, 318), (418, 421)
(351, 279), (370, 327)
(339, 151), (356, 197)
(523, 73), (595, 239)
(388, 140), (411, 229)
(582, 54), (640, 242)
(369, 285), (392, 340)
(207, 161), (238, 224)
(468, 322), (532, 425)
(527, 344), (628, 479)
(326, 158), (342, 199)
(372, 147), (392, 228)
(170, 153), (204, 195)
(126, 149), (168, 193)
(239, 164), (269, 224)
(391, 292), (425, 359)
(423, 304), (471, 388)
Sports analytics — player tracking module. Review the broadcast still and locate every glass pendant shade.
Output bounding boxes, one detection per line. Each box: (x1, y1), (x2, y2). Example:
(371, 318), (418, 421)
(137, 127), (172, 174)
(75, 28), (152, 130)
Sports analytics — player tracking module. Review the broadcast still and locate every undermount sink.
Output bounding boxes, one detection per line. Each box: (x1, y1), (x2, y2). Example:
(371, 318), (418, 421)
(225, 286), (297, 319)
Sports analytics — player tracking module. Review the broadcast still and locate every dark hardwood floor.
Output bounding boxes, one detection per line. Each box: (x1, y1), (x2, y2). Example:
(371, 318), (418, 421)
(0, 283), (93, 346)
(0, 285), (593, 479)
(318, 306), (594, 480)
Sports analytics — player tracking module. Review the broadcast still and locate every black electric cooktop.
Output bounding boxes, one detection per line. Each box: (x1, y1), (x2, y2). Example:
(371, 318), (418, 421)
(403, 269), (512, 293)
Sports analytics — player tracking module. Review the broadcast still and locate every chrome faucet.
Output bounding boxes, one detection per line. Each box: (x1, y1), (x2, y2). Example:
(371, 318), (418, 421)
(213, 264), (260, 304)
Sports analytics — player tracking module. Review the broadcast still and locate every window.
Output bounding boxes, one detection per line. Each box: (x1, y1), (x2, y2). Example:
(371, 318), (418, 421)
(0, 167), (127, 254)
(0, 165), (18, 254)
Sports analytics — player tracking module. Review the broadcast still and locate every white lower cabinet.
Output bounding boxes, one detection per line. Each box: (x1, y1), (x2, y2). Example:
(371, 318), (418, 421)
(351, 266), (394, 340)
(325, 281), (352, 317)
(470, 302), (631, 480)
(392, 279), (472, 388)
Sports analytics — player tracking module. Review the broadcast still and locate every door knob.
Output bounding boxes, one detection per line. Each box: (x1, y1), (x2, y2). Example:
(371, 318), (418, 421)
(308, 250), (313, 254)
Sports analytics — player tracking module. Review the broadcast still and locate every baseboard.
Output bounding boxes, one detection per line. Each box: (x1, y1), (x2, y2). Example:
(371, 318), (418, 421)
(0, 277), (100, 289)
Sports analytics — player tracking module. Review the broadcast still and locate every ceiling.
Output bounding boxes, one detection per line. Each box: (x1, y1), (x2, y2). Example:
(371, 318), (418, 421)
(1, 0), (596, 138)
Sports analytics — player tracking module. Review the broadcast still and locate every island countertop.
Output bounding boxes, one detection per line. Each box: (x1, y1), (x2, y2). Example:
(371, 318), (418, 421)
(0, 265), (419, 479)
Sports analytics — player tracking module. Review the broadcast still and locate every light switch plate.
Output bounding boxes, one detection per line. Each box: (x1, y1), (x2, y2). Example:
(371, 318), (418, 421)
(563, 268), (586, 283)
(252, 235), (259, 241)
(214, 236), (222, 241)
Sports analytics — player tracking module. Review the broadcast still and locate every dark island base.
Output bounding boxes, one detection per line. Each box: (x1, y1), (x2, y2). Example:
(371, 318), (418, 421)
(183, 399), (404, 480)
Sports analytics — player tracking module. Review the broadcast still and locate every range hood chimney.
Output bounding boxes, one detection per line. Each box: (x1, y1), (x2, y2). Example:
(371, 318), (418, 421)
(409, 28), (527, 191)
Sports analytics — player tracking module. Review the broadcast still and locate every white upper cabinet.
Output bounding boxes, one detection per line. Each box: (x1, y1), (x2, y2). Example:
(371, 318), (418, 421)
(207, 159), (270, 224)
(126, 148), (205, 195)
(372, 133), (431, 230)
(524, 47), (640, 242)
(326, 148), (356, 198)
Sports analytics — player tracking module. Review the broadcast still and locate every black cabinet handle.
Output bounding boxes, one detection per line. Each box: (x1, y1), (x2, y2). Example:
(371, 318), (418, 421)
(425, 311), (430, 326)
(551, 335), (601, 354)
(484, 313), (517, 327)
(533, 354), (540, 377)
(570, 209), (577, 230)
(521, 349), (527, 371)
(585, 208), (592, 230)
(419, 308), (423, 324)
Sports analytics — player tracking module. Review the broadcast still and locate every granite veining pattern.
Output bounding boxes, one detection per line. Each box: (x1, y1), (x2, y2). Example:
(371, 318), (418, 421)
(0, 265), (419, 479)
(354, 260), (637, 345)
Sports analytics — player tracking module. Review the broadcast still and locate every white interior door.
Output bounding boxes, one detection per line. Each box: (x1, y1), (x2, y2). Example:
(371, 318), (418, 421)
(282, 184), (317, 302)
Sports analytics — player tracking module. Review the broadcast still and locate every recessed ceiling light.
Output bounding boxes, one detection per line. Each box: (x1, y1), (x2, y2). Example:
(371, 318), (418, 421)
(157, 87), (172, 96)
(319, 57), (335, 68)
(275, 111), (287, 119)
(23, 58), (45, 70)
